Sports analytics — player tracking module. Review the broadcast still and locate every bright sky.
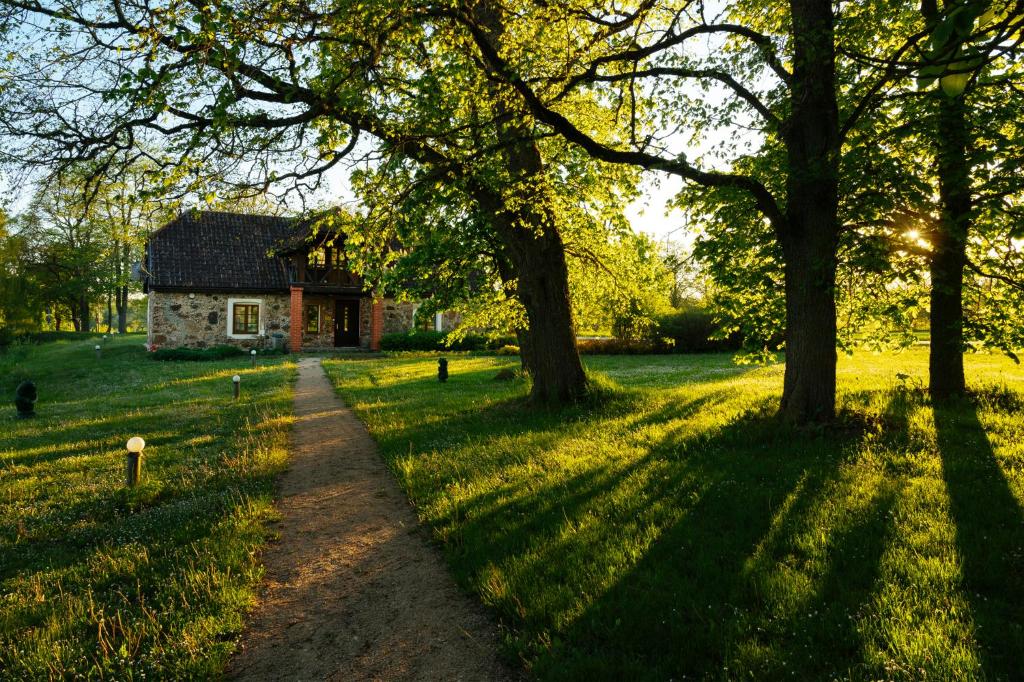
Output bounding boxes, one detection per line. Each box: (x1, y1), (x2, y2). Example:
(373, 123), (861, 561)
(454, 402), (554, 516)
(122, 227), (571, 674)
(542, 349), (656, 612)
(624, 173), (689, 243)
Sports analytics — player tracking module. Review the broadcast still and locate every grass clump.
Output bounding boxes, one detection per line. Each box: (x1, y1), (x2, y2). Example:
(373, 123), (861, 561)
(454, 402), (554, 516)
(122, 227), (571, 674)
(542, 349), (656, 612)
(322, 349), (1024, 681)
(0, 336), (295, 679)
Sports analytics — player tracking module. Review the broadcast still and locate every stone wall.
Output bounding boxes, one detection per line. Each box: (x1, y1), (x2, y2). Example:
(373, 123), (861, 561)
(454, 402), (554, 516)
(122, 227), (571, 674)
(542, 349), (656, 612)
(382, 300), (418, 334)
(148, 291), (290, 350)
(359, 298), (372, 347)
(148, 290), (456, 351)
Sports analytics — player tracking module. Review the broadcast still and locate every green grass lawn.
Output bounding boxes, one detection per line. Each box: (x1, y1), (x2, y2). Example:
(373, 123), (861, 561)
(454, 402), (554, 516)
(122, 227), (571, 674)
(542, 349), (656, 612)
(323, 349), (1024, 681)
(0, 336), (295, 679)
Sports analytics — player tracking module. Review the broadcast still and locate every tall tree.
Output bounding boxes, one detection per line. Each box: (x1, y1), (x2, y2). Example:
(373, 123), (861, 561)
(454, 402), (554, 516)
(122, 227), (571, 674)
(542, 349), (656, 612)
(452, 0), (873, 421)
(0, 0), (644, 403)
(917, 0), (1022, 398)
(453, 0), (1023, 420)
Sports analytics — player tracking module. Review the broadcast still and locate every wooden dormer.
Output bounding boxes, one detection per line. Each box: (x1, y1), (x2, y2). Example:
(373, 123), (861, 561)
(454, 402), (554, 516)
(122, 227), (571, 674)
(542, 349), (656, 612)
(278, 234), (364, 294)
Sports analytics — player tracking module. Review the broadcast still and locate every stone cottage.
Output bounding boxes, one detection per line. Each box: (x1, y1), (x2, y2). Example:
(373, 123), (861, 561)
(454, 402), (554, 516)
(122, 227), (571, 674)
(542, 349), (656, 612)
(142, 210), (453, 351)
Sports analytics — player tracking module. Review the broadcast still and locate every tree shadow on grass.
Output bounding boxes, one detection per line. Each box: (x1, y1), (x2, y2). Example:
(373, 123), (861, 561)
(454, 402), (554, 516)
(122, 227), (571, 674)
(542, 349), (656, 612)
(934, 397), (1024, 679)
(506, 395), (914, 681)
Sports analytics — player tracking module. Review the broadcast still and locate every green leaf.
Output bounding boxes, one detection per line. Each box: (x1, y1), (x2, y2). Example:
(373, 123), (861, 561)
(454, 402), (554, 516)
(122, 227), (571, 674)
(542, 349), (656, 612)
(940, 70), (970, 97)
(931, 18), (956, 52)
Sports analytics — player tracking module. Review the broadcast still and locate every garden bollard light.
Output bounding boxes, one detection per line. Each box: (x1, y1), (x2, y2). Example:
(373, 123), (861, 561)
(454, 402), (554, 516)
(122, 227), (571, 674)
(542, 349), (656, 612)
(251, 349), (257, 367)
(125, 437), (145, 487)
(15, 380), (37, 419)
(438, 357), (448, 383)
(233, 374), (241, 400)
(95, 344), (101, 360)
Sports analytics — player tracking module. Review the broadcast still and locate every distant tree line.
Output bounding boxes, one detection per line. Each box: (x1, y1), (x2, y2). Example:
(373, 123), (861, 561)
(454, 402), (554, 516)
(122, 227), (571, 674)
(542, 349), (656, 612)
(0, 162), (175, 337)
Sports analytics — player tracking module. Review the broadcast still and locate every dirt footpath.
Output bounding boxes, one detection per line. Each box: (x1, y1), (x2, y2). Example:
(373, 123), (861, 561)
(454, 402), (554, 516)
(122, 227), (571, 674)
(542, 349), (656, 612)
(227, 357), (517, 681)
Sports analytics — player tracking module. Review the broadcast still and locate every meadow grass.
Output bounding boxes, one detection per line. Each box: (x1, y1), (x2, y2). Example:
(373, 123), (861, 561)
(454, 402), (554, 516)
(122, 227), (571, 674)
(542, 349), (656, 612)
(323, 349), (1024, 681)
(0, 336), (295, 679)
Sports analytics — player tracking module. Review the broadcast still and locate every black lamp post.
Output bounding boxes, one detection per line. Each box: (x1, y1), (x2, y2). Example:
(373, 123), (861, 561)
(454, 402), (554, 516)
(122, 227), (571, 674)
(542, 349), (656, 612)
(438, 358), (448, 382)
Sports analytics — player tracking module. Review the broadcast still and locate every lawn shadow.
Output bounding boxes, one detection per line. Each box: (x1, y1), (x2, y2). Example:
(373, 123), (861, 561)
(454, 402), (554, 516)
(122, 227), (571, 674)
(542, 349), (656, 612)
(515, 395), (912, 680)
(934, 397), (1024, 679)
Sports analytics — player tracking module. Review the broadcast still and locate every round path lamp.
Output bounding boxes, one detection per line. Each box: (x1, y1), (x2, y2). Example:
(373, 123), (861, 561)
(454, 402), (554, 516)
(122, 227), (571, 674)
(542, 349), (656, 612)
(125, 437), (145, 487)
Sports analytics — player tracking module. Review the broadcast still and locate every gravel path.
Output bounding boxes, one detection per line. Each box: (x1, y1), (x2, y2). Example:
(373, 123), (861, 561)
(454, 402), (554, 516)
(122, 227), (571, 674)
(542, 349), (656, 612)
(227, 357), (516, 681)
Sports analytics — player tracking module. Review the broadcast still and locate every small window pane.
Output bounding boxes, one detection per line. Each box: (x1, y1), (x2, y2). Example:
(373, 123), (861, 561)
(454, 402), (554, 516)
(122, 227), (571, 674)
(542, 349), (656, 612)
(305, 304), (320, 333)
(232, 304), (259, 334)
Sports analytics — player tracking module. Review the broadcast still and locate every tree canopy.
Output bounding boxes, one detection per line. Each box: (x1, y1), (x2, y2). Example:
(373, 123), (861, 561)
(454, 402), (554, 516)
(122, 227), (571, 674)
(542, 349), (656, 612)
(0, 0), (1022, 421)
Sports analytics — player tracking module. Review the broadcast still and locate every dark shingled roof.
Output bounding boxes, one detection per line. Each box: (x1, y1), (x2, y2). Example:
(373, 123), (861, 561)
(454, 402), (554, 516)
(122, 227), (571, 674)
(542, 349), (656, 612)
(145, 210), (295, 292)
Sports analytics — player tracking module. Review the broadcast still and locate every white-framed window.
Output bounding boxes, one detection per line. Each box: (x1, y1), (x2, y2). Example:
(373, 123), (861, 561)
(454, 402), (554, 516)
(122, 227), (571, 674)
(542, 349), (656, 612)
(434, 311), (444, 332)
(227, 298), (264, 338)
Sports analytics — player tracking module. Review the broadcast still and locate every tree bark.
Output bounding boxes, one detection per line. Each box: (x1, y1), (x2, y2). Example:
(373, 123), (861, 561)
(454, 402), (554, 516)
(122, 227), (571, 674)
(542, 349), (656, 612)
(779, 243), (839, 421)
(117, 285), (129, 333)
(502, 215), (587, 403)
(476, 187), (587, 402)
(778, 0), (842, 422)
(116, 243), (130, 333)
(78, 296), (91, 332)
(928, 92), (971, 400)
(470, 0), (588, 404)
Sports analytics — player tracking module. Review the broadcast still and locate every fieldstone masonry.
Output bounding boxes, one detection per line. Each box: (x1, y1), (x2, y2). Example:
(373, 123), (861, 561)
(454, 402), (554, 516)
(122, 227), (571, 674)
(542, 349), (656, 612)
(148, 291), (428, 351)
(149, 291), (290, 350)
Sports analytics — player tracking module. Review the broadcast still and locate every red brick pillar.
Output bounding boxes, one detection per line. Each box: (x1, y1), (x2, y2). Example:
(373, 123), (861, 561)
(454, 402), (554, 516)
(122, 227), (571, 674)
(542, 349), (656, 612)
(370, 296), (384, 351)
(289, 286), (303, 353)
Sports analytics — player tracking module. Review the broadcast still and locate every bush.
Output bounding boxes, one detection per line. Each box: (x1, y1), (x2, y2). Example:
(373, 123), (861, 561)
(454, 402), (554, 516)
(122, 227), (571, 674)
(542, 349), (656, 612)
(656, 307), (742, 353)
(380, 331), (517, 352)
(152, 345), (247, 361)
(577, 338), (665, 355)
(2, 330), (110, 347)
(495, 344), (520, 356)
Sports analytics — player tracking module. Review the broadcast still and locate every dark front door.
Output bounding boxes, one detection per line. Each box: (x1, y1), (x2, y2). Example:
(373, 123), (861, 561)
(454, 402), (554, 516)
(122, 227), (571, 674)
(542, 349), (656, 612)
(334, 299), (360, 347)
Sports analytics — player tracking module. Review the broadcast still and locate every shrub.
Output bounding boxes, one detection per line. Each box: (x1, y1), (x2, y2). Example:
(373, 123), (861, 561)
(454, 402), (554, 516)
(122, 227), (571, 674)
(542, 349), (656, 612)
(576, 338), (665, 355)
(152, 345), (247, 361)
(3, 330), (111, 347)
(495, 344), (520, 356)
(656, 307), (742, 353)
(380, 331), (516, 352)
(611, 297), (659, 342)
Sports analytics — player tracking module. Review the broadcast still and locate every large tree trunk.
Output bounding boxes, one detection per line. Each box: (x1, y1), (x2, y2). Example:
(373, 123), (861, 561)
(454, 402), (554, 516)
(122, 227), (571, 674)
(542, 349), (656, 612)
(116, 243), (130, 334)
(927, 56), (972, 401)
(78, 296), (91, 333)
(779, 243), (839, 421)
(471, 0), (587, 404)
(779, 0), (842, 423)
(477, 187), (587, 402)
(504, 217), (587, 403)
(117, 284), (129, 334)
